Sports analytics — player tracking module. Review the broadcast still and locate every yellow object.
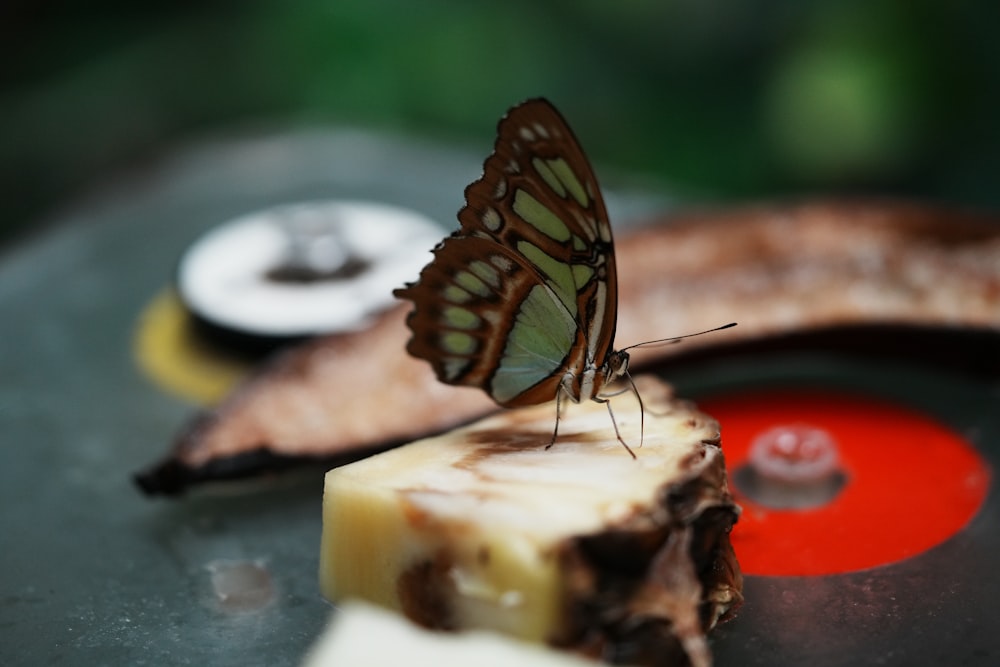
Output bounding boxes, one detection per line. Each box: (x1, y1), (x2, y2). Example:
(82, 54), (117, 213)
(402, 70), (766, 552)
(132, 289), (249, 405)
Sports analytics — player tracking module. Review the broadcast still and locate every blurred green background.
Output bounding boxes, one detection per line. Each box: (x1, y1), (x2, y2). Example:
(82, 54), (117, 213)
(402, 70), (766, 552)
(3, 0), (999, 246)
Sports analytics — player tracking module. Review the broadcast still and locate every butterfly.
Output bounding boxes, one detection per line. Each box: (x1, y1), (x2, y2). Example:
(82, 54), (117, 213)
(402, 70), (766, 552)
(395, 98), (729, 456)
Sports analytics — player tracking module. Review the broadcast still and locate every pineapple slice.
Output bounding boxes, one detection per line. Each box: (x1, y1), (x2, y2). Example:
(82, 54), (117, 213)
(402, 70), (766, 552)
(319, 377), (742, 666)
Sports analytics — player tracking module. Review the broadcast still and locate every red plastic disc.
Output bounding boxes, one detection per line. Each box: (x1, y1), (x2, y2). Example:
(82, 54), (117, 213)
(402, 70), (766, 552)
(699, 388), (991, 576)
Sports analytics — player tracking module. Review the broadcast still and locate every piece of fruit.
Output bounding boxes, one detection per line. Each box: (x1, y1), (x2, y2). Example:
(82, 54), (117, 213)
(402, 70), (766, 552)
(304, 600), (602, 667)
(319, 377), (741, 666)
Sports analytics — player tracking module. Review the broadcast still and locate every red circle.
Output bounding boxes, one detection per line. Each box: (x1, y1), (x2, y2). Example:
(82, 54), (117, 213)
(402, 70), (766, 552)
(699, 388), (991, 576)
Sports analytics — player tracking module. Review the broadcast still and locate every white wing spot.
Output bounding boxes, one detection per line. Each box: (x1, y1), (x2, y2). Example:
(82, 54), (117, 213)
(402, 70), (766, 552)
(518, 126), (536, 142)
(489, 253), (514, 272)
(493, 178), (508, 200)
(482, 207), (503, 231)
(533, 122), (550, 139)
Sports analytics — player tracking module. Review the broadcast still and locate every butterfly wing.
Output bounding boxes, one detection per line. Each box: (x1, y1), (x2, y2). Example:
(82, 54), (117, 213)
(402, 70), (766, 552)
(396, 234), (580, 406)
(396, 98), (618, 406)
(460, 99), (619, 376)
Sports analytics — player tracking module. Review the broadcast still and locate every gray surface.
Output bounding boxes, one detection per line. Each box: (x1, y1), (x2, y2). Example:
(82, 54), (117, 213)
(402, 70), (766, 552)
(2, 124), (997, 666)
(0, 126), (666, 666)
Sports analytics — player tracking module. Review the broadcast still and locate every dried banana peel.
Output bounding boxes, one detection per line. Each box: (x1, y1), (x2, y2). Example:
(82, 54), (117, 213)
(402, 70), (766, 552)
(136, 200), (1000, 495)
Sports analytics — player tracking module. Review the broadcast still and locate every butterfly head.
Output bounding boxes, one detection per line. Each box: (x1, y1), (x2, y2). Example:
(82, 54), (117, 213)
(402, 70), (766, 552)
(605, 349), (629, 382)
(586, 348), (629, 401)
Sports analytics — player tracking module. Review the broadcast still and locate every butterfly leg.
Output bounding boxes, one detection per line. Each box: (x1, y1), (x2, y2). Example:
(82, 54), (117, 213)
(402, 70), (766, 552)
(592, 395), (637, 459)
(546, 385), (566, 450)
(595, 372), (646, 452)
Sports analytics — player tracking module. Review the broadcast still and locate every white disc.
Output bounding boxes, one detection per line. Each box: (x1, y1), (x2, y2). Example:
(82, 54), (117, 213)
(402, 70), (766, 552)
(176, 200), (443, 337)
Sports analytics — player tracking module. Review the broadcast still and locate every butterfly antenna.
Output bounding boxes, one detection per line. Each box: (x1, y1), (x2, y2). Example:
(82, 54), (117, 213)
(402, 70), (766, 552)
(621, 322), (737, 352)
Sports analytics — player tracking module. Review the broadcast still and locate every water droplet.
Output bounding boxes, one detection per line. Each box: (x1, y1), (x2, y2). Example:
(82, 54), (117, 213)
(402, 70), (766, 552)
(206, 559), (274, 613)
